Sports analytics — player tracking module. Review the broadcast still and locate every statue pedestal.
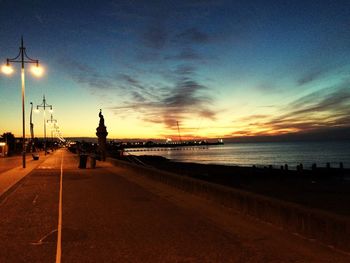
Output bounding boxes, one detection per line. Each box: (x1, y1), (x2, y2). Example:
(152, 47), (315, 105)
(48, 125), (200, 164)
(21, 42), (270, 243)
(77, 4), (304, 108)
(96, 109), (108, 161)
(96, 126), (108, 161)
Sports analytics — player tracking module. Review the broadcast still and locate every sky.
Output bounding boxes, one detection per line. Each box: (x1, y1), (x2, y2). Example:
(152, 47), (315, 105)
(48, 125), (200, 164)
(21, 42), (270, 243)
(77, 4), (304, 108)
(0, 0), (350, 140)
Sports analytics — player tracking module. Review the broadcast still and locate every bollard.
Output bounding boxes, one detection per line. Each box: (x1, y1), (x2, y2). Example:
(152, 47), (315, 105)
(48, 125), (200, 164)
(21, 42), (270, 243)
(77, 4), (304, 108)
(32, 153), (39, 160)
(90, 155), (96, 169)
(79, 154), (88, 169)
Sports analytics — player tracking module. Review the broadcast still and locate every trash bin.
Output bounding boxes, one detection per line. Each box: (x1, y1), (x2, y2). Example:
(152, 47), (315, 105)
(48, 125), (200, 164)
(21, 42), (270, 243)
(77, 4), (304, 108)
(79, 154), (88, 168)
(32, 153), (39, 160)
(90, 155), (96, 169)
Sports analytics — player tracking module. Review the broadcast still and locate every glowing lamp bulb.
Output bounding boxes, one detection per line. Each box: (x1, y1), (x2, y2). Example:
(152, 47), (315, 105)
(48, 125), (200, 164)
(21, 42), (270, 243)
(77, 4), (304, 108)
(31, 65), (44, 77)
(1, 64), (14, 75)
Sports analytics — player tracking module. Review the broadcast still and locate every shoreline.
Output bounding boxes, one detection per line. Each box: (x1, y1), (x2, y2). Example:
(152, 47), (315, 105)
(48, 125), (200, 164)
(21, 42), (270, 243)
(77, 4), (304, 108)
(122, 140), (350, 169)
(113, 154), (350, 217)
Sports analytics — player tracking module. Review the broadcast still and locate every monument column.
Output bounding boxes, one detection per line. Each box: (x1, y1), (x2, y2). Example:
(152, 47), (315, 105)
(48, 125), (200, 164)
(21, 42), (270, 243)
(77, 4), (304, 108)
(96, 109), (108, 161)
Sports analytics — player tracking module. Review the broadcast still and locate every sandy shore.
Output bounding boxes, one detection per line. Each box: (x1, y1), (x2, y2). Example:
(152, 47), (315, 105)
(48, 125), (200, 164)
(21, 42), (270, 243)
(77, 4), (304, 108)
(114, 154), (350, 217)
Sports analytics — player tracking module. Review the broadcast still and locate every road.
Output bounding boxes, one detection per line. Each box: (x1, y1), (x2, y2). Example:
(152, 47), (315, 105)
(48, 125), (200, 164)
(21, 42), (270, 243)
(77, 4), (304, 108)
(0, 149), (349, 262)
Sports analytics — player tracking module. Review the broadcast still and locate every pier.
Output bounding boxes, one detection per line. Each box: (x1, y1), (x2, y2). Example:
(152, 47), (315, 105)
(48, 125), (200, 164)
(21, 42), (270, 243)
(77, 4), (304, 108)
(124, 146), (209, 152)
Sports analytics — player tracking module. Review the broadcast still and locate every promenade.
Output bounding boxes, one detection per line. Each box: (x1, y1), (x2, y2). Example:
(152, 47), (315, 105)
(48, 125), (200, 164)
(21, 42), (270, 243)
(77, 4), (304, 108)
(0, 149), (349, 262)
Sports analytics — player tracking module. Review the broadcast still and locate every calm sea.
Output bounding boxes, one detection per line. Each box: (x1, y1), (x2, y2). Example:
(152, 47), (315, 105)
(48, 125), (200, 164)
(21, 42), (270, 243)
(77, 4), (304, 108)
(130, 141), (350, 169)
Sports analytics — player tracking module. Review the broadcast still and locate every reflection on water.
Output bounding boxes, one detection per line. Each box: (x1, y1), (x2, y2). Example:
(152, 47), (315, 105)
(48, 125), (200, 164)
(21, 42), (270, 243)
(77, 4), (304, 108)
(131, 141), (350, 169)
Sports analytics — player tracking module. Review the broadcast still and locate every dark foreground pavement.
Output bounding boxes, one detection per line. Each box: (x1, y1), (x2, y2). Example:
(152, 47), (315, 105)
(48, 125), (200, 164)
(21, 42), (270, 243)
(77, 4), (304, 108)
(0, 149), (349, 262)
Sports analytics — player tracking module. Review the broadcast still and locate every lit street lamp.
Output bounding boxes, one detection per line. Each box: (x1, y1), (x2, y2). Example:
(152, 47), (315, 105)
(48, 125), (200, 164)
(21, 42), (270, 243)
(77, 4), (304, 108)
(47, 114), (57, 145)
(36, 95), (52, 155)
(46, 113), (57, 141)
(1, 37), (43, 168)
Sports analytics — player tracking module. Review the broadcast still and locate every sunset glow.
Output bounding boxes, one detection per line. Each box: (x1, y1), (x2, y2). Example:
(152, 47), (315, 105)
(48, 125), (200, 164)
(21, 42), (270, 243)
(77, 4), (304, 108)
(1, 1), (350, 140)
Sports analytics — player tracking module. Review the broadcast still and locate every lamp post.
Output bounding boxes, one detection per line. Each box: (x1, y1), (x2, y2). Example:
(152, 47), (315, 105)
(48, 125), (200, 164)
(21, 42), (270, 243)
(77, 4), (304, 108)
(36, 95), (52, 155)
(54, 128), (65, 143)
(47, 114), (57, 147)
(54, 126), (60, 141)
(30, 102), (35, 153)
(1, 37), (43, 168)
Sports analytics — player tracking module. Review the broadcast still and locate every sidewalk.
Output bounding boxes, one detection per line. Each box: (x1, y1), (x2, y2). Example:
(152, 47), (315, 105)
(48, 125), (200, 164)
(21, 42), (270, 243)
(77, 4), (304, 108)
(0, 149), (349, 262)
(0, 152), (50, 197)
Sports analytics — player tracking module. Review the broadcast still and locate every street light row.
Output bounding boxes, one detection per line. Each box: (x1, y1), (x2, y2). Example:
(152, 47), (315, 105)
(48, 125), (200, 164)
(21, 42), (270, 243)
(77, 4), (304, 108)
(1, 37), (64, 168)
(33, 95), (65, 155)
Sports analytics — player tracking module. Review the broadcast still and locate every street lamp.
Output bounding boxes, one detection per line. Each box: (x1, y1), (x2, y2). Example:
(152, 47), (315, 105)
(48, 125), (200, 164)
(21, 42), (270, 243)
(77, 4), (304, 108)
(36, 95), (52, 155)
(53, 126), (64, 140)
(29, 102), (35, 153)
(54, 128), (65, 143)
(47, 114), (57, 142)
(1, 37), (43, 168)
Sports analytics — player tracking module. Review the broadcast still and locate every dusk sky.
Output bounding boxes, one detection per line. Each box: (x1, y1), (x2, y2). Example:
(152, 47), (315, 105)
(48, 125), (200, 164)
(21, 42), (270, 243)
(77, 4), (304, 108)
(1, 0), (350, 140)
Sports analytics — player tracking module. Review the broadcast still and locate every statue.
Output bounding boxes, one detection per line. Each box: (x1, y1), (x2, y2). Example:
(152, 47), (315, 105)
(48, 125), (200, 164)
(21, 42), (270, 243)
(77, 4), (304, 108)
(96, 109), (108, 161)
(99, 109), (105, 127)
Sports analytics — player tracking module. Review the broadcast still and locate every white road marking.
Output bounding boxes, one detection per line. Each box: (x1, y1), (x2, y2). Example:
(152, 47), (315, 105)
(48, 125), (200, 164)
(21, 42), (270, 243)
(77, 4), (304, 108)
(55, 152), (64, 263)
(38, 166), (53, 169)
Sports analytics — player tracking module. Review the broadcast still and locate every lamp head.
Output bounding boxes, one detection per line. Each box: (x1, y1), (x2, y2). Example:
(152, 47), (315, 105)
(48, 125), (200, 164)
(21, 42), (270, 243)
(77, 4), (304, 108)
(1, 61), (14, 75)
(30, 62), (44, 77)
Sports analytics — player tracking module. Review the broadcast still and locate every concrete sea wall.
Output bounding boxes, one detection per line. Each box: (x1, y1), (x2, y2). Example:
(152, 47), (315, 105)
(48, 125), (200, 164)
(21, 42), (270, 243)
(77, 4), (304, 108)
(107, 158), (350, 253)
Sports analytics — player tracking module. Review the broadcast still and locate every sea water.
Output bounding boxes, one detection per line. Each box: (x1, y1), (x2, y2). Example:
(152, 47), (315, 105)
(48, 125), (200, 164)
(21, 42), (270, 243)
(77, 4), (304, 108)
(130, 141), (350, 169)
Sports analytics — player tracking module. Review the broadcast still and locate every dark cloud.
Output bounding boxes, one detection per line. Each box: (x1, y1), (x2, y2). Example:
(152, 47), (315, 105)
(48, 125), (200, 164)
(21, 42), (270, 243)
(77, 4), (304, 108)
(287, 84), (350, 116)
(131, 91), (147, 103)
(164, 81), (208, 106)
(199, 109), (216, 120)
(226, 81), (350, 138)
(119, 74), (144, 89)
(58, 58), (113, 90)
(164, 48), (203, 61)
(291, 88), (350, 116)
(117, 73), (163, 101)
(175, 27), (210, 44)
(261, 82), (350, 133)
(135, 50), (163, 63)
(109, 65), (217, 130)
(297, 68), (327, 86)
(174, 64), (195, 76)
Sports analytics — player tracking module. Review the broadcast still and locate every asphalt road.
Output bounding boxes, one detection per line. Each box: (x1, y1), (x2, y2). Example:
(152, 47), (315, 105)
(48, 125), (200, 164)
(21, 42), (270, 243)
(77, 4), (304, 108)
(0, 149), (349, 262)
